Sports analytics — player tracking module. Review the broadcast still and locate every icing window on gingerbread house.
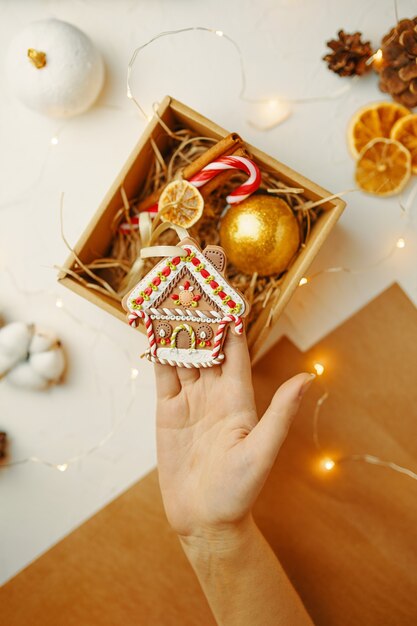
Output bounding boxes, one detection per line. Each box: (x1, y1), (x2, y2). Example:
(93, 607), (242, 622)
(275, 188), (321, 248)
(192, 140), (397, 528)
(155, 322), (172, 345)
(196, 324), (213, 348)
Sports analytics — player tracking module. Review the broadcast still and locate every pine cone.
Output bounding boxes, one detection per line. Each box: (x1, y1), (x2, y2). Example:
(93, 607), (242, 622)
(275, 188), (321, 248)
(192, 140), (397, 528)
(377, 18), (417, 107)
(323, 30), (373, 77)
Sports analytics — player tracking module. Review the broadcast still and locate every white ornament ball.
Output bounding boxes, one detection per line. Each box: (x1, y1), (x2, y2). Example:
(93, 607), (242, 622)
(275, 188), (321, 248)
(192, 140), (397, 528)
(6, 18), (105, 118)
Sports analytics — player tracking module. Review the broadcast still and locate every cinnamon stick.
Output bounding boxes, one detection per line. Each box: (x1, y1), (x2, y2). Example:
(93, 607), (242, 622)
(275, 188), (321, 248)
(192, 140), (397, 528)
(182, 132), (243, 178)
(136, 133), (245, 212)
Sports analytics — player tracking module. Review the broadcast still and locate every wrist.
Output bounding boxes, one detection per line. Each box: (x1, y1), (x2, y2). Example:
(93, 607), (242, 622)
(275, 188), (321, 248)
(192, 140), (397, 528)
(178, 515), (258, 563)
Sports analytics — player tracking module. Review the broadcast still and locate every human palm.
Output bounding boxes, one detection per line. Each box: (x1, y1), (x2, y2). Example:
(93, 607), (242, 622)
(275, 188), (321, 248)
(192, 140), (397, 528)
(155, 330), (313, 538)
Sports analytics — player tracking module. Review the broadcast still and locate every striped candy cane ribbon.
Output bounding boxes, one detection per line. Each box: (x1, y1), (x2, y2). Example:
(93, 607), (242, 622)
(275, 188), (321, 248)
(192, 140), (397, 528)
(188, 156), (261, 204)
(211, 315), (243, 360)
(128, 310), (157, 356)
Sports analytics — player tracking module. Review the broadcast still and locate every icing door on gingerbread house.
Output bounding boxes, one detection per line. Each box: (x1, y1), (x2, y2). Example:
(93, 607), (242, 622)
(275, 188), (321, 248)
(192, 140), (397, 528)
(172, 326), (194, 350)
(123, 238), (249, 368)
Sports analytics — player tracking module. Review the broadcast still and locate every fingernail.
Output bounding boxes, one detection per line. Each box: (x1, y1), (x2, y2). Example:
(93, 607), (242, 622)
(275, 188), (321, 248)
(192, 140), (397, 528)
(299, 373), (316, 399)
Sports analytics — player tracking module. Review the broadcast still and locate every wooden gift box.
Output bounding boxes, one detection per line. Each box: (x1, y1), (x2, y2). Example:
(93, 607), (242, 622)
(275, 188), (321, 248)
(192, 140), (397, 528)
(58, 96), (345, 361)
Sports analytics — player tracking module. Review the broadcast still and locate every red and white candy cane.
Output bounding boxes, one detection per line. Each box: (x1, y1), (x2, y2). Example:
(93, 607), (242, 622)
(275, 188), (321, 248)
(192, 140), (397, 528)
(211, 315), (243, 360)
(120, 156), (261, 233)
(128, 310), (157, 356)
(188, 156), (261, 204)
(119, 207), (158, 234)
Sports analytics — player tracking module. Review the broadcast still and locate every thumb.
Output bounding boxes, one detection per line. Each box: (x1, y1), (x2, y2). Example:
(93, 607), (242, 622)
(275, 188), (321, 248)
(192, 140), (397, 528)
(247, 373), (315, 470)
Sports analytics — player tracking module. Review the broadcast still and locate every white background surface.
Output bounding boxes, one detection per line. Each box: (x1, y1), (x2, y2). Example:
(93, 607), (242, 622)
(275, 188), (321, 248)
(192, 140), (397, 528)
(1, 0), (416, 585)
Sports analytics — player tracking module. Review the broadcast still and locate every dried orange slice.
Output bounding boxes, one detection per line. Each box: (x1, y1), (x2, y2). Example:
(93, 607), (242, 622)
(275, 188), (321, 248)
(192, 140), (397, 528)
(390, 114), (417, 173)
(158, 180), (204, 227)
(355, 138), (411, 196)
(348, 101), (410, 158)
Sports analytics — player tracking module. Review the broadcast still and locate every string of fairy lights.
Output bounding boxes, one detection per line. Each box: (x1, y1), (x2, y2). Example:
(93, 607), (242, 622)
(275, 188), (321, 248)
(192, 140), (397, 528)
(1, 20), (417, 488)
(126, 25), (357, 129)
(311, 366), (417, 481)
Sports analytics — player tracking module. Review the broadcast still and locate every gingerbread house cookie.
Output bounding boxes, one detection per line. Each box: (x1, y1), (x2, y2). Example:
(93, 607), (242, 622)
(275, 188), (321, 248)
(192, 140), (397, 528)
(123, 238), (250, 368)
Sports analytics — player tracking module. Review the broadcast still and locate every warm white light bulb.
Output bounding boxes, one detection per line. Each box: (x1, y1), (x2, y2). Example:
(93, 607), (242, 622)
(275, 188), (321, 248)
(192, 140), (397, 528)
(299, 277), (308, 286)
(396, 237), (405, 249)
(321, 458), (335, 472)
(247, 98), (293, 130)
(215, 30), (224, 37)
(131, 368), (139, 380)
(50, 136), (59, 145)
(314, 362), (325, 376)
(55, 298), (63, 308)
(57, 463), (68, 472)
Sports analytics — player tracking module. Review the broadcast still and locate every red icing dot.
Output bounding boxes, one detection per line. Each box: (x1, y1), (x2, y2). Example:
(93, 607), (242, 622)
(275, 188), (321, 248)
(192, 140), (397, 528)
(200, 269), (210, 279)
(191, 257), (200, 266)
(172, 256), (181, 265)
(162, 267), (171, 277)
(153, 277), (161, 286)
(135, 296), (144, 305)
(171, 294), (179, 300)
(144, 287), (152, 296)
(209, 280), (218, 289)
(227, 300), (235, 308)
(218, 291), (226, 299)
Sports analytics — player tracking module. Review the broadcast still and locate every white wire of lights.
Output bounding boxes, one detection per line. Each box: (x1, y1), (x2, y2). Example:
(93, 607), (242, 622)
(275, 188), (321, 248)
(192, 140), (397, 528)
(311, 363), (417, 483)
(126, 26), (357, 130)
(297, 179), (417, 287)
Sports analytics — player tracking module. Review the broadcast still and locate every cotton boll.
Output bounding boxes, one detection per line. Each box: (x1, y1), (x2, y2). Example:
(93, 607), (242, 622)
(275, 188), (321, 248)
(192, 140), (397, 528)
(30, 347), (65, 382)
(0, 351), (19, 376)
(0, 321), (65, 390)
(0, 322), (32, 360)
(29, 331), (58, 354)
(7, 361), (49, 390)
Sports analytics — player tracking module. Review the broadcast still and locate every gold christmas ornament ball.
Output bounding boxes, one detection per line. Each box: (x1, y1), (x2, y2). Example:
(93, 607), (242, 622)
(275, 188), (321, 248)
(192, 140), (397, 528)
(219, 195), (300, 276)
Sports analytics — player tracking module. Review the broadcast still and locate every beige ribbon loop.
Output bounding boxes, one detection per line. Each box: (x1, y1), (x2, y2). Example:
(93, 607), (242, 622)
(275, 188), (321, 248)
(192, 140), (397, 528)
(148, 221), (189, 245)
(141, 245), (186, 258)
(119, 221), (189, 296)
(138, 212), (152, 247)
(140, 222), (189, 259)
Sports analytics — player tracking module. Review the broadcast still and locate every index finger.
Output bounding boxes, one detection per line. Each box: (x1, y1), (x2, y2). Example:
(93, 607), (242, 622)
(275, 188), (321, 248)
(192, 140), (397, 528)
(153, 362), (181, 399)
(220, 326), (251, 378)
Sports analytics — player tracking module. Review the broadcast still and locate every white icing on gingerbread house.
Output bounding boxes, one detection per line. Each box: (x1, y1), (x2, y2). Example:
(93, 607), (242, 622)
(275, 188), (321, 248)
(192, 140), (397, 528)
(123, 239), (249, 368)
